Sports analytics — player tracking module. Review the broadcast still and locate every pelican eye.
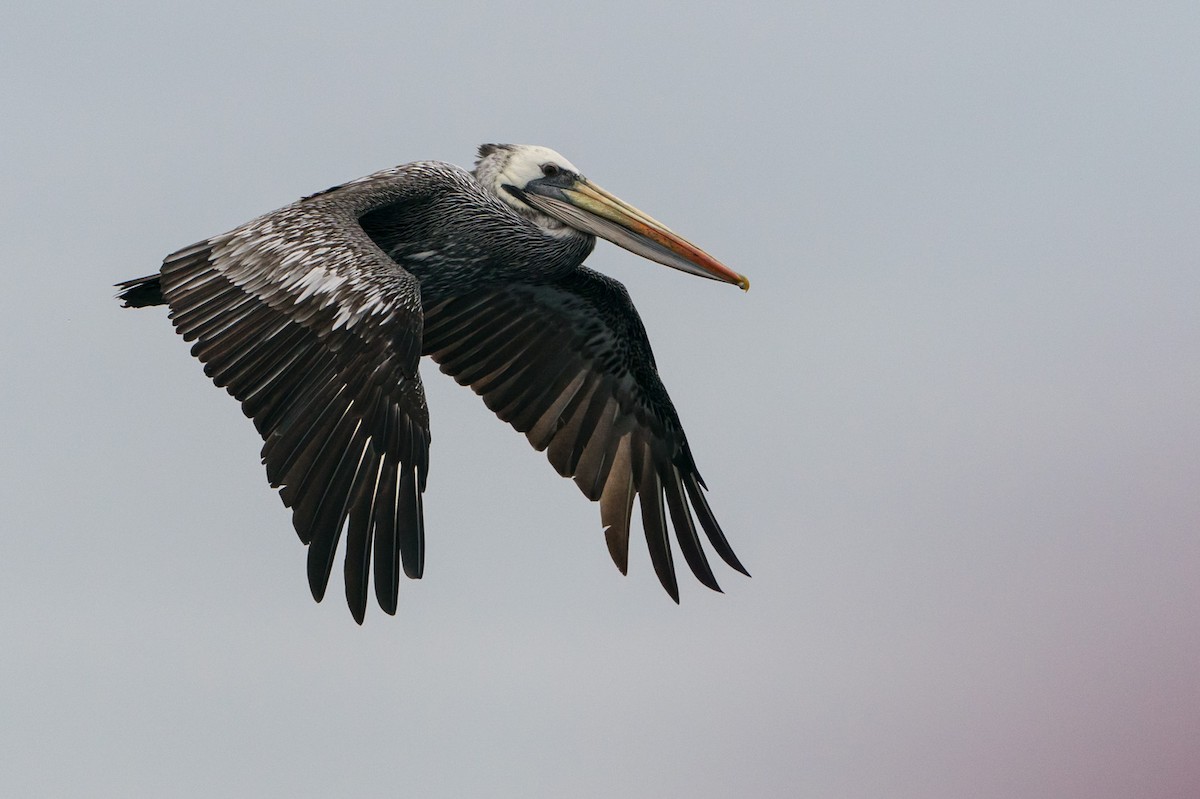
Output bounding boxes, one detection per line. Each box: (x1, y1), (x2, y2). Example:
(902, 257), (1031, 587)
(540, 163), (561, 178)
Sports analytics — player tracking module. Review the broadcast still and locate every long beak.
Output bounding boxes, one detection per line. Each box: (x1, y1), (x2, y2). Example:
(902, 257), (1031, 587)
(518, 176), (750, 291)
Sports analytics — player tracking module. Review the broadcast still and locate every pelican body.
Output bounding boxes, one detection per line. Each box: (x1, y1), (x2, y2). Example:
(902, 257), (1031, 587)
(117, 144), (749, 623)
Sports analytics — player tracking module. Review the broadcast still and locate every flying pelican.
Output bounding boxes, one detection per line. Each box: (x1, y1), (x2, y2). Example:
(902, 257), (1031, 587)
(117, 144), (749, 623)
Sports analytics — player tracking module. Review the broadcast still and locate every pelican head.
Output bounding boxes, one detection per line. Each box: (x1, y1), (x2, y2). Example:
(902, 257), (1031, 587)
(473, 143), (749, 290)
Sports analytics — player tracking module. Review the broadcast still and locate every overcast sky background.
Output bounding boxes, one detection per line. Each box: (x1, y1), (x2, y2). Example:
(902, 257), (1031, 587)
(3, 2), (1198, 797)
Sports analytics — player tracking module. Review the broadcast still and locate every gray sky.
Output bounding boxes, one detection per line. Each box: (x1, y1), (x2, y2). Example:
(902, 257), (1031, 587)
(3, 2), (1198, 796)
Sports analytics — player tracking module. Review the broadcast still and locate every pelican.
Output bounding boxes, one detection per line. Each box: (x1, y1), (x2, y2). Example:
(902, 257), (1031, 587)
(117, 144), (749, 623)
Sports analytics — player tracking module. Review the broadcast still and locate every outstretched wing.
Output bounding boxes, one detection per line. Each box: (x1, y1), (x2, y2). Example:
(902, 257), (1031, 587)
(422, 267), (747, 601)
(149, 170), (445, 623)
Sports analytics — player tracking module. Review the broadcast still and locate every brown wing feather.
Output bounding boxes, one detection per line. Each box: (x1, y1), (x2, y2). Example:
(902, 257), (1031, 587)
(422, 268), (747, 599)
(156, 169), (441, 624)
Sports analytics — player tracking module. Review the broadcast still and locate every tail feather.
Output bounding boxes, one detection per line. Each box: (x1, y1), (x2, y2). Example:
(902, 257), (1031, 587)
(116, 274), (165, 307)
